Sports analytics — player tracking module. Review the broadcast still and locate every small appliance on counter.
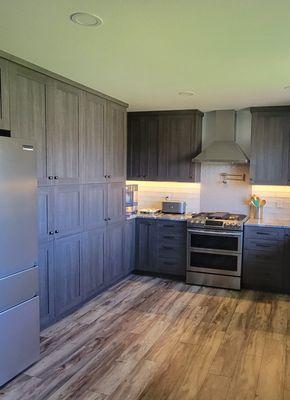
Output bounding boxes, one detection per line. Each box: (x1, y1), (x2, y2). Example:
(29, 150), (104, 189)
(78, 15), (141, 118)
(162, 200), (186, 214)
(125, 184), (138, 217)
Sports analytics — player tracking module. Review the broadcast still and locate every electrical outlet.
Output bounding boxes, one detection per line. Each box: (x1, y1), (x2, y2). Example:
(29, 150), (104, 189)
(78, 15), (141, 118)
(276, 200), (284, 208)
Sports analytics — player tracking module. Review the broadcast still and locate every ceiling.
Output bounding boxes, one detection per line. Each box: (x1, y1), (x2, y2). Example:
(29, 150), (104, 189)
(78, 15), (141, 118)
(1, 0), (290, 111)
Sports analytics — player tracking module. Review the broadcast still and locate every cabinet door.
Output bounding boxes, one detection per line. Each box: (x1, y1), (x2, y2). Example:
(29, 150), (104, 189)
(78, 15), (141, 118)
(54, 234), (82, 317)
(106, 102), (126, 182)
(127, 115), (158, 180)
(38, 242), (54, 328)
(284, 230), (290, 293)
(47, 81), (83, 184)
(82, 228), (106, 300)
(106, 221), (124, 284)
(54, 185), (83, 238)
(10, 64), (51, 185)
(250, 112), (290, 185)
(159, 113), (201, 181)
(136, 219), (157, 272)
(84, 94), (106, 183)
(0, 58), (10, 130)
(84, 183), (107, 231)
(38, 187), (54, 243)
(124, 219), (136, 274)
(107, 182), (125, 224)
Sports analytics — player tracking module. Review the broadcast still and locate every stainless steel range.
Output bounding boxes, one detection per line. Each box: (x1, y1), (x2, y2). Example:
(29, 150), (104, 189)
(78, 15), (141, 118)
(186, 212), (248, 290)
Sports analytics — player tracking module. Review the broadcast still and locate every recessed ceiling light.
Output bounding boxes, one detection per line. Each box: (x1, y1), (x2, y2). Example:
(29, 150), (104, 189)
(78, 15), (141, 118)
(178, 90), (195, 96)
(70, 12), (103, 27)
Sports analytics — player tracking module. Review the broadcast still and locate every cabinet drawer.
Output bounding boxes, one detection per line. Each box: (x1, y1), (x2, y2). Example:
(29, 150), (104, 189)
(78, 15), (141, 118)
(244, 249), (281, 264)
(244, 226), (284, 241)
(243, 260), (282, 291)
(244, 238), (282, 253)
(157, 244), (186, 259)
(157, 220), (186, 236)
(157, 257), (185, 276)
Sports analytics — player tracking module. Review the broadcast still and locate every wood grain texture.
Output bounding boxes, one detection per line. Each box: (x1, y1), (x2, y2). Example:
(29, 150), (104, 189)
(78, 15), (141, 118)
(1, 274), (290, 400)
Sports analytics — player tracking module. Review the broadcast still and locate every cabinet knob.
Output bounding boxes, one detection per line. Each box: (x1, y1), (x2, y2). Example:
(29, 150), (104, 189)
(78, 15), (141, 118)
(108, 217), (111, 221)
(55, 229), (59, 234)
(108, 175), (111, 179)
(48, 176), (54, 180)
(49, 231), (54, 235)
(104, 175), (107, 178)
(54, 176), (59, 180)
(104, 218), (107, 221)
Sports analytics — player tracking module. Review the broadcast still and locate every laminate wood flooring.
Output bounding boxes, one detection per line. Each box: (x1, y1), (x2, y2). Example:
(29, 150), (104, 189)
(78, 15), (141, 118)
(1, 274), (290, 400)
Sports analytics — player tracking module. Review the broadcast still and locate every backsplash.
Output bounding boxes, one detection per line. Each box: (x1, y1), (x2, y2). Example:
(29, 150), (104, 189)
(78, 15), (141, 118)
(127, 181), (200, 213)
(251, 186), (290, 219)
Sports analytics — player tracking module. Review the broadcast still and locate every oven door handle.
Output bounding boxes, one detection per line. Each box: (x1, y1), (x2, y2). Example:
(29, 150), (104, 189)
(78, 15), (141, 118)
(187, 229), (242, 237)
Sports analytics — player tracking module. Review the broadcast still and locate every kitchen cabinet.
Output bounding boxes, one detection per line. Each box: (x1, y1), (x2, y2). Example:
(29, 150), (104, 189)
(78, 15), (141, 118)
(47, 81), (84, 185)
(105, 221), (125, 284)
(124, 219), (136, 274)
(127, 115), (158, 180)
(38, 187), (54, 243)
(108, 182), (125, 223)
(136, 219), (157, 272)
(84, 183), (107, 231)
(0, 58), (10, 131)
(54, 234), (82, 317)
(106, 101), (127, 182)
(127, 110), (203, 182)
(54, 185), (83, 238)
(250, 107), (290, 185)
(283, 229), (290, 293)
(38, 242), (54, 328)
(82, 228), (106, 300)
(9, 64), (50, 185)
(84, 93), (106, 183)
(243, 226), (284, 292)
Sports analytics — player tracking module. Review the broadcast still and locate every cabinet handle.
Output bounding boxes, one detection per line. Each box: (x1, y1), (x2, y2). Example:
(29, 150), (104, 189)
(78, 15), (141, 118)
(104, 175), (107, 178)
(55, 229), (59, 234)
(163, 224), (175, 228)
(163, 235), (174, 239)
(108, 217), (111, 221)
(162, 246), (173, 250)
(255, 243), (270, 248)
(48, 176), (54, 180)
(163, 261), (175, 265)
(104, 218), (108, 221)
(49, 231), (54, 235)
(54, 176), (59, 180)
(108, 175), (112, 179)
(256, 232), (270, 236)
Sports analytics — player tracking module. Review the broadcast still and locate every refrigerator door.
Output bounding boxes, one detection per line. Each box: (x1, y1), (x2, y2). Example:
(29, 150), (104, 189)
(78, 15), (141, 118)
(0, 296), (40, 386)
(0, 137), (37, 278)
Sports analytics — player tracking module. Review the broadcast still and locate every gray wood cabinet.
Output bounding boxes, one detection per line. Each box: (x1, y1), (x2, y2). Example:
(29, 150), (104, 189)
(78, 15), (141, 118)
(9, 64), (50, 185)
(250, 108), (290, 185)
(54, 185), (83, 238)
(84, 183), (107, 231)
(124, 219), (136, 274)
(136, 219), (157, 272)
(106, 221), (124, 284)
(38, 242), (54, 328)
(82, 228), (106, 299)
(0, 58), (10, 130)
(106, 102), (126, 182)
(84, 94), (106, 183)
(47, 81), (84, 185)
(108, 182), (125, 223)
(38, 187), (54, 243)
(54, 234), (82, 317)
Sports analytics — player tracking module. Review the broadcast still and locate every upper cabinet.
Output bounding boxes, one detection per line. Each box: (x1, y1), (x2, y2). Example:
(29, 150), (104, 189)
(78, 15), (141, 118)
(127, 110), (203, 182)
(0, 59), (10, 131)
(47, 81), (84, 185)
(106, 101), (127, 182)
(250, 107), (290, 185)
(10, 64), (50, 185)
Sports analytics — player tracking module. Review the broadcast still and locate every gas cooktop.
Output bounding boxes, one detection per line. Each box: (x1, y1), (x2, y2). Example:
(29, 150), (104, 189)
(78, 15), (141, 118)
(188, 212), (248, 231)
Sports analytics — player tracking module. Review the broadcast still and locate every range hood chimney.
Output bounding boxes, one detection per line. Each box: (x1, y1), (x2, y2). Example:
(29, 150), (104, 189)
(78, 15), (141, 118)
(193, 110), (249, 164)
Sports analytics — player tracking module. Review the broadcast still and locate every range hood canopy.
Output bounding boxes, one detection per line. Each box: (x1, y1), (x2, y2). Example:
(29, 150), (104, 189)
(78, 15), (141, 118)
(192, 110), (249, 164)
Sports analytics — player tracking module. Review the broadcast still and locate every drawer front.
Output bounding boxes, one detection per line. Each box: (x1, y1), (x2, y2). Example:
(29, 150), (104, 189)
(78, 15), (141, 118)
(157, 220), (186, 236)
(244, 249), (280, 264)
(157, 257), (185, 276)
(244, 226), (284, 241)
(243, 260), (282, 291)
(157, 244), (186, 259)
(244, 238), (282, 253)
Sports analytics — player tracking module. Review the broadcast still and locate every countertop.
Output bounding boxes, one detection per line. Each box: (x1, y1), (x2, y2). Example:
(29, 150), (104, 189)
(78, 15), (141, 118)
(126, 212), (192, 222)
(245, 217), (290, 229)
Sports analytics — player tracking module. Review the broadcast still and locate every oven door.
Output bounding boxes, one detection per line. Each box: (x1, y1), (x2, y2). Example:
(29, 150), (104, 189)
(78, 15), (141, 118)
(187, 229), (242, 276)
(188, 229), (242, 253)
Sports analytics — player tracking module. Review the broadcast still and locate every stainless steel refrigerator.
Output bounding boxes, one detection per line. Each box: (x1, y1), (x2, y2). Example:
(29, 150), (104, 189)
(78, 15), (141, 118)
(0, 137), (39, 386)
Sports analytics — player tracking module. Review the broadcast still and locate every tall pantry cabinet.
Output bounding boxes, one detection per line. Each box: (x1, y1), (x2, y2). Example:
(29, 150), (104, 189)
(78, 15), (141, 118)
(6, 58), (127, 328)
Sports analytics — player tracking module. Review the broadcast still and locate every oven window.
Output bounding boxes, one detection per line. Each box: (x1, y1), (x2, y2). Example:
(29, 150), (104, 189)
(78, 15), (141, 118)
(190, 252), (238, 271)
(190, 233), (239, 251)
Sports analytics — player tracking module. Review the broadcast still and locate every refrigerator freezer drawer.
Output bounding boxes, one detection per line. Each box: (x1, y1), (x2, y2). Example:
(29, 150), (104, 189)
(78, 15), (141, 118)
(0, 266), (38, 313)
(0, 296), (40, 387)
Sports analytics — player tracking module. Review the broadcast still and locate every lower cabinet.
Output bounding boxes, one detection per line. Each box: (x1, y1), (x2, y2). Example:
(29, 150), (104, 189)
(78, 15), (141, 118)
(38, 242), (54, 328)
(283, 229), (290, 293)
(105, 221), (125, 284)
(135, 218), (186, 277)
(124, 219), (136, 274)
(54, 234), (83, 318)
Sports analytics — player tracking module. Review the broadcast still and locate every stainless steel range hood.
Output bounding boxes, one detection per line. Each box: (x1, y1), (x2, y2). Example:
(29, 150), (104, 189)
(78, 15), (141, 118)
(192, 110), (249, 164)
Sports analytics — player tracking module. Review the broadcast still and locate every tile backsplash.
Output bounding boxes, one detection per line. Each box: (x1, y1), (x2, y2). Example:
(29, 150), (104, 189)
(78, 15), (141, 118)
(251, 186), (290, 219)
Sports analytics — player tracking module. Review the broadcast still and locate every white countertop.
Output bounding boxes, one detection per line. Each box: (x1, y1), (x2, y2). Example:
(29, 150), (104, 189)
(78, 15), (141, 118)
(245, 217), (290, 229)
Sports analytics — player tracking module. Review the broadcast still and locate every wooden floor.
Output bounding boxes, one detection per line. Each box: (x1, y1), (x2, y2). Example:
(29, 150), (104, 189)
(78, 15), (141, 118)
(2, 275), (290, 400)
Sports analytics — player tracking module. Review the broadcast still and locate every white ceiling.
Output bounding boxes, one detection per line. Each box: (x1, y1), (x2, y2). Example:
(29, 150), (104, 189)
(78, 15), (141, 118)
(1, 0), (290, 111)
